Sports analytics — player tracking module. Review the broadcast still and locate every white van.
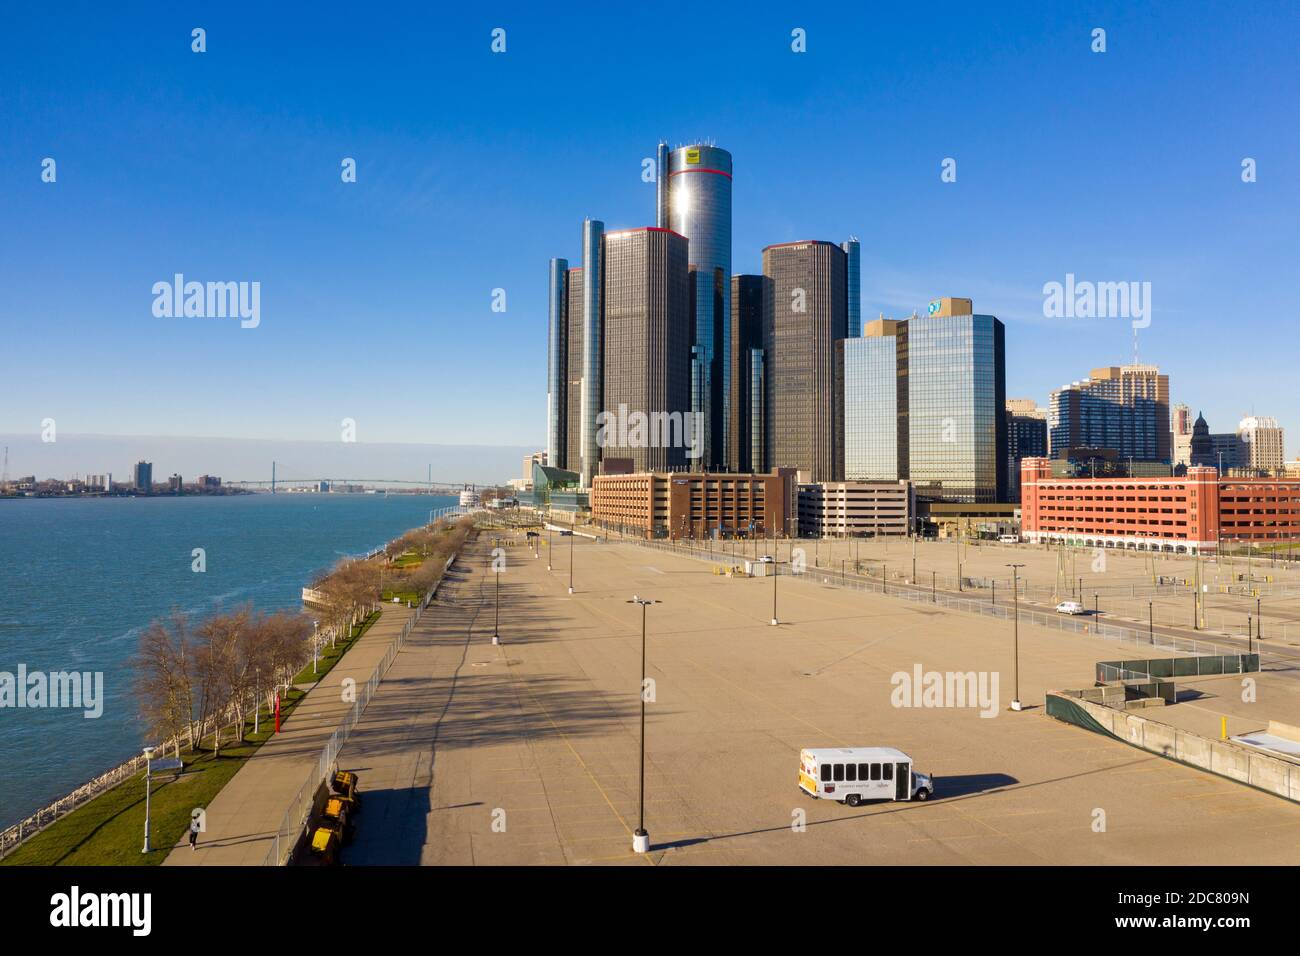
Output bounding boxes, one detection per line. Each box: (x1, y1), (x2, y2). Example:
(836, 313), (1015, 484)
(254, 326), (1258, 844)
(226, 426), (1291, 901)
(999, 534), (1020, 544)
(798, 747), (934, 806)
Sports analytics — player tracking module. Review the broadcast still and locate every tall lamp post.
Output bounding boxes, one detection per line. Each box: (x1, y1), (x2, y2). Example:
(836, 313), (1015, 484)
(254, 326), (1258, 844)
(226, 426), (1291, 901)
(493, 549), (502, 645)
(627, 595), (660, 854)
(547, 524), (553, 572)
(568, 526), (575, 594)
(141, 746), (155, 853)
(771, 559), (783, 626)
(1006, 563), (1025, 711)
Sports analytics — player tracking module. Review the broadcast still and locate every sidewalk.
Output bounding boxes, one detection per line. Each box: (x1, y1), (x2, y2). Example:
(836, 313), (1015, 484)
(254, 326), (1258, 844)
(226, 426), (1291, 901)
(162, 603), (416, 866)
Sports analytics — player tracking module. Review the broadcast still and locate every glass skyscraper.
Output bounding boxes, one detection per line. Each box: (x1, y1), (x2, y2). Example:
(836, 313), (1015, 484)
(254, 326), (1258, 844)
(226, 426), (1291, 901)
(837, 324), (907, 481)
(906, 301), (1007, 503)
(662, 143), (732, 470)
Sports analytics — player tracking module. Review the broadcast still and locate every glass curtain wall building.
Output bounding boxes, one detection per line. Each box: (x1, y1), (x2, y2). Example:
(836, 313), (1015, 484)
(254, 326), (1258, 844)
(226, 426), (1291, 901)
(663, 143), (732, 470)
(906, 302), (1007, 503)
(547, 258), (569, 469)
(837, 323), (907, 481)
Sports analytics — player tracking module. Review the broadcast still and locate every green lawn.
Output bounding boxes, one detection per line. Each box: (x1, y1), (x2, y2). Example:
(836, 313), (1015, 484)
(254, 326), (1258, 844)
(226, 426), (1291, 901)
(1, 688), (306, 866)
(291, 610), (379, 685)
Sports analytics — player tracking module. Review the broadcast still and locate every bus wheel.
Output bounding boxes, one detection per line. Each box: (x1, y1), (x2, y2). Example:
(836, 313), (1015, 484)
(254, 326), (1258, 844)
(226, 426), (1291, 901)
(915, 788), (930, 801)
(846, 794), (861, 807)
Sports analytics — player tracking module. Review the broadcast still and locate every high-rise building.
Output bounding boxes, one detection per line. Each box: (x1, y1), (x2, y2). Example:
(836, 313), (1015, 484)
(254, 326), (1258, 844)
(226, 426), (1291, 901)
(599, 227), (692, 473)
(546, 258), (569, 470)
(1171, 402), (1193, 467)
(661, 143), (732, 469)
(727, 274), (768, 473)
(761, 240), (847, 482)
(564, 267), (584, 473)
(1238, 416), (1285, 472)
(579, 219), (605, 488)
(836, 318), (907, 481)
(1049, 365), (1171, 464)
(841, 238), (861, 338)
(133, 461), (153, 493)
(1006, 400), (1048, 502)
(906, 297), (1007, 503)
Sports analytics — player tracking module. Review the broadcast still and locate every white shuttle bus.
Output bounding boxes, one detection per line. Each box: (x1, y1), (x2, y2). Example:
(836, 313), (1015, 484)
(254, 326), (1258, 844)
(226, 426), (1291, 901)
(798, 747), (933, 806)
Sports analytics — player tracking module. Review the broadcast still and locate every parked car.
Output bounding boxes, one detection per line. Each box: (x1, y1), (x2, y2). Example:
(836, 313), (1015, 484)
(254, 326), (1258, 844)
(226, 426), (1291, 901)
(757, 555), (775, 564)
(1055, 601), (1085, 615)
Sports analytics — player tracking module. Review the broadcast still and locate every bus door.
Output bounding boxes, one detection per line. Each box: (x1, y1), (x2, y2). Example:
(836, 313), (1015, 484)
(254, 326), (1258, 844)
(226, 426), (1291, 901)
(895, 763), (909, 800)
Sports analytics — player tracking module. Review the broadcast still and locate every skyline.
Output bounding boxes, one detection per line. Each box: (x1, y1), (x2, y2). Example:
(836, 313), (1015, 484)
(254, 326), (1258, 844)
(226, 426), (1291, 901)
(3, 4), (1298, 462)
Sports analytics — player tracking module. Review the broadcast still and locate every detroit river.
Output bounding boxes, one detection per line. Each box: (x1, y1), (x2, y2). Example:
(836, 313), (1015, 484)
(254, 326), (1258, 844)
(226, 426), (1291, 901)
(0, 492), (457, 829)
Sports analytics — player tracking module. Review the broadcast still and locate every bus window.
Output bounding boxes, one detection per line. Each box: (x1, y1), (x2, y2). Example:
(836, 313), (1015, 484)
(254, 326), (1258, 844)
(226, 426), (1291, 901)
(870, 764), (882, 781)
(845, 763), (857, 782)
(882, 763), (893, 780)
(820, 764), (832, 782)
(858, 763), (870, 780)
(833, 764), (844, 782)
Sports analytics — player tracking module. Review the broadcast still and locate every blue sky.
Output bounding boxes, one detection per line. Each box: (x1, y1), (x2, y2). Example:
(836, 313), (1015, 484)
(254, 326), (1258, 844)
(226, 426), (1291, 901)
(2, 1), (1297, 463)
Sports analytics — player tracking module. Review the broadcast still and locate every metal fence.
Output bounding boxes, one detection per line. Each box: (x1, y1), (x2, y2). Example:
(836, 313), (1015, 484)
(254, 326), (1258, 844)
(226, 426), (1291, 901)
(261, 554), (456, 866)
(1096, 653), (1260, 684)
(630, 538), (1257, 662)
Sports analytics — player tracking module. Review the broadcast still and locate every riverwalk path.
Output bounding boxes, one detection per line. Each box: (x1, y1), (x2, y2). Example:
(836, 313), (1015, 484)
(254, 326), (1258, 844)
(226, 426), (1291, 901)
(162, 602), (417, 866)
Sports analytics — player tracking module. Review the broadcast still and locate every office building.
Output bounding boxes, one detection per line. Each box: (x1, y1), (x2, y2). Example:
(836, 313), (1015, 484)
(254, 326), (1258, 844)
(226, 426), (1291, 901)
(841, 238), (861, 337)
(599, 227), (692, 473)
(1237, 416), (1285, 472)
(564, 267), (585, 473)
(590, 470), (792, 539)
(797, 480), (913, 538)
(168, 474), (183, 493)
(579, 219), (605, 488)
(133, 461), (153, 493)
(906, 298), (1007, 503)
(761, 240), (847, 482)
(546, 258), (569, 470)
(660, 142), (732, 469)
(1006, 400), (1048, 502)
(837, 320), (907, 481)
(1049, 365), (1171, 464)
(727, 274), (768, 473)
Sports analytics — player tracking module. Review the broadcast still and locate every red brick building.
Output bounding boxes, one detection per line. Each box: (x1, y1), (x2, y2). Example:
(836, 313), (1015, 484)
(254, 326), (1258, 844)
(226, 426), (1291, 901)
(1020, 458), (1300, 553)
(590, 470), (794, 539)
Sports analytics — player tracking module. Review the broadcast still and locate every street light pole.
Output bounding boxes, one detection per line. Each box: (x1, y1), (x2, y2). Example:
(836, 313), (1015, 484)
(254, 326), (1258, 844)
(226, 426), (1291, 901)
(627, 596), (659, 854)
(141, 746), (155, 853)
(771, 560), (780, 626)
(1007, 564), (1024, 711)
(493, 560), (501, 645)
(568, 526), (575, 594)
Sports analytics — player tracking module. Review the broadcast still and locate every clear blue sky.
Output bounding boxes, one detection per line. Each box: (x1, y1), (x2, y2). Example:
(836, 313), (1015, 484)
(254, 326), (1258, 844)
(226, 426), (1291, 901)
(2, 2), (1297, 456)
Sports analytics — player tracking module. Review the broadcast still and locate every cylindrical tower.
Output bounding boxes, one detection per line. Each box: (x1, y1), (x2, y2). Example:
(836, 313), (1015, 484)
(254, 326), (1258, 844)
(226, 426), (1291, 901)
(547, 257), (568, 469)
(665, 144), (732, 470)
(579, 219), (604, 489)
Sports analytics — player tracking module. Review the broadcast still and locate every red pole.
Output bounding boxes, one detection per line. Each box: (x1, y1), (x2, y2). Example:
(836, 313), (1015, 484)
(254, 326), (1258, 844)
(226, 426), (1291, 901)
(274, 693), (281, 734)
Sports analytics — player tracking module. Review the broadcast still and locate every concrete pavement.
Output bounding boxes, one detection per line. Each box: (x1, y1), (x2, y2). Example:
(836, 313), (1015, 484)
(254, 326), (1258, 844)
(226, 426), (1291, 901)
(334, 532), (1300, 865)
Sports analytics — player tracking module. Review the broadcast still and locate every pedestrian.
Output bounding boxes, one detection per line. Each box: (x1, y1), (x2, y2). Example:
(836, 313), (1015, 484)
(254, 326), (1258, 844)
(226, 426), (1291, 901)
(189, 814), (202, 851)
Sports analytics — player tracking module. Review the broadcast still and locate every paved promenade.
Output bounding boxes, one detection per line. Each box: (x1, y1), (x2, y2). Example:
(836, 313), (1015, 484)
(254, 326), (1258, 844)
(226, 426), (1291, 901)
(334, 533), (1300, 866)
(162, 603), (416, 866)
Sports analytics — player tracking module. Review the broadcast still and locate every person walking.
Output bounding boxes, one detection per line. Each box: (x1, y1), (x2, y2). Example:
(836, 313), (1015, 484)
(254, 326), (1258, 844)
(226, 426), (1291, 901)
(189, 813), (202, 851)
